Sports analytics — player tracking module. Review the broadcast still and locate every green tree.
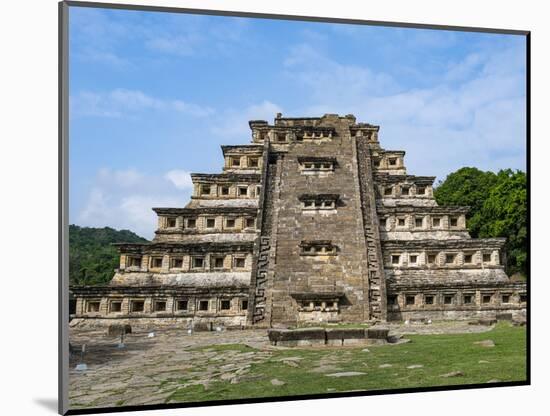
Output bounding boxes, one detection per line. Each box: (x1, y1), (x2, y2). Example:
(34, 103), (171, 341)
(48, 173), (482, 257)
(69, 225), (149, 286)
(435, 168), (527, 277)
(433, 167), (498, 237)
(477, 170), (527, 275)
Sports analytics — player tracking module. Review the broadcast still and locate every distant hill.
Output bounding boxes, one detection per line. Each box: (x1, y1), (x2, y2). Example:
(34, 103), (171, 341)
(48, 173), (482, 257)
(69, 225), (149, 286)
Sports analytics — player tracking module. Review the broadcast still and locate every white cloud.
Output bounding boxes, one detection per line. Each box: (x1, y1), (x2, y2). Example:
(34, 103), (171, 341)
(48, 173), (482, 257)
(164, 170), (193, 190)
(70, 88), (214, 119)
(75, 168), (193, 239)
(210, 100), (283, 140)
(145, 34), (203, 57)
(71, 9), (252, 66)
(97, 168), (143, 187)
(171, 100), (215, 117)
(79, 50), (130, 68)
(444, 53), (484, 82)
(78, 188), (109, 225)
(284, 44), (398, 100)
(70, 8), (133, 69)
(144, 16), (251, 58)
(285, 41), (526, 182)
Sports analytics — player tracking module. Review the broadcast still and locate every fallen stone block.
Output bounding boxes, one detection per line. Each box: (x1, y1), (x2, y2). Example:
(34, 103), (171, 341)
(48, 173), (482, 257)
(107, 324), (132, 337)
(267, 327), (326, 346)
(326, 328), (367, 345)
(326, 328), (365, 340)
(192, 322), (211, 332)
(387, 334), (402, 344)
(366, 328), (390, 340)
(496, 313), (513, 321)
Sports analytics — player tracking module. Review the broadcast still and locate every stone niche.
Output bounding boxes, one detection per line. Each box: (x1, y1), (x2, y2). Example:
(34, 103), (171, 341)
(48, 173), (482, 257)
(291, 292), (343, 324)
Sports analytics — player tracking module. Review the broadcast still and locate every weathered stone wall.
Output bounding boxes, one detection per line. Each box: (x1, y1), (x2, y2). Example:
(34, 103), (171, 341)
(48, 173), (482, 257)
(266, 115), (372, 326)
(153, 207), (258, 243)
(247, 140), (278, 326)
(221, 144), (264, 173)
(71, 316), (247, 330)
(72, 285), (249, 328)
(356, 135), (387, 320)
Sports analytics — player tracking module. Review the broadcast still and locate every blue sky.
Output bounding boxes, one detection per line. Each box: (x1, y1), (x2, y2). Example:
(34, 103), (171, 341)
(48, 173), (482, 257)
(69, 6), (526, 239)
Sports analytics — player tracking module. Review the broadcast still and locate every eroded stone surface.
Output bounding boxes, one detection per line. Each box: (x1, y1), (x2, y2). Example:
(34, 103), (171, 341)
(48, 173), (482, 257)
(69, 327), (270, 410)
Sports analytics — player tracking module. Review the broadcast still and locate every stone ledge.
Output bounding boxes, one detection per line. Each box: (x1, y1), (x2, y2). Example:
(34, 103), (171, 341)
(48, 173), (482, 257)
(267, 327), (391, 347)
(366, 328), (390, 339)
(267, 328), (325, 343)
(325, 328), (365, 340)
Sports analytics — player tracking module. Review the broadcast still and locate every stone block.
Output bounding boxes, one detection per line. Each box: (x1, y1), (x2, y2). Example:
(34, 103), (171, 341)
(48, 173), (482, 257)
(326, 328), (365, 340)
(296, 339), (325, 347)
(325, 328), (367, 345)
(496, 313), (513, 321)
(386, 334), (402, 344)
(267, 327), (326, 345)
(366, 328), (389, 340)
(343, 338), (368, 346)
(107, 324), (132, 336)
(192, 322), (211, 332)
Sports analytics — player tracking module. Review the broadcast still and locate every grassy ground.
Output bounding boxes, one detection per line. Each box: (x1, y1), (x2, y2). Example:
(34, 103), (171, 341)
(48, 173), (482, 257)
(168, 323), (526, 404)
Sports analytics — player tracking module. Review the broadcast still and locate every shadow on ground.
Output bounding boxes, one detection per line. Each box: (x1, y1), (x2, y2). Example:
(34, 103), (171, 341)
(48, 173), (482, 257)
(69, 330), (157, 368)
(33, 398), (57, 413)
